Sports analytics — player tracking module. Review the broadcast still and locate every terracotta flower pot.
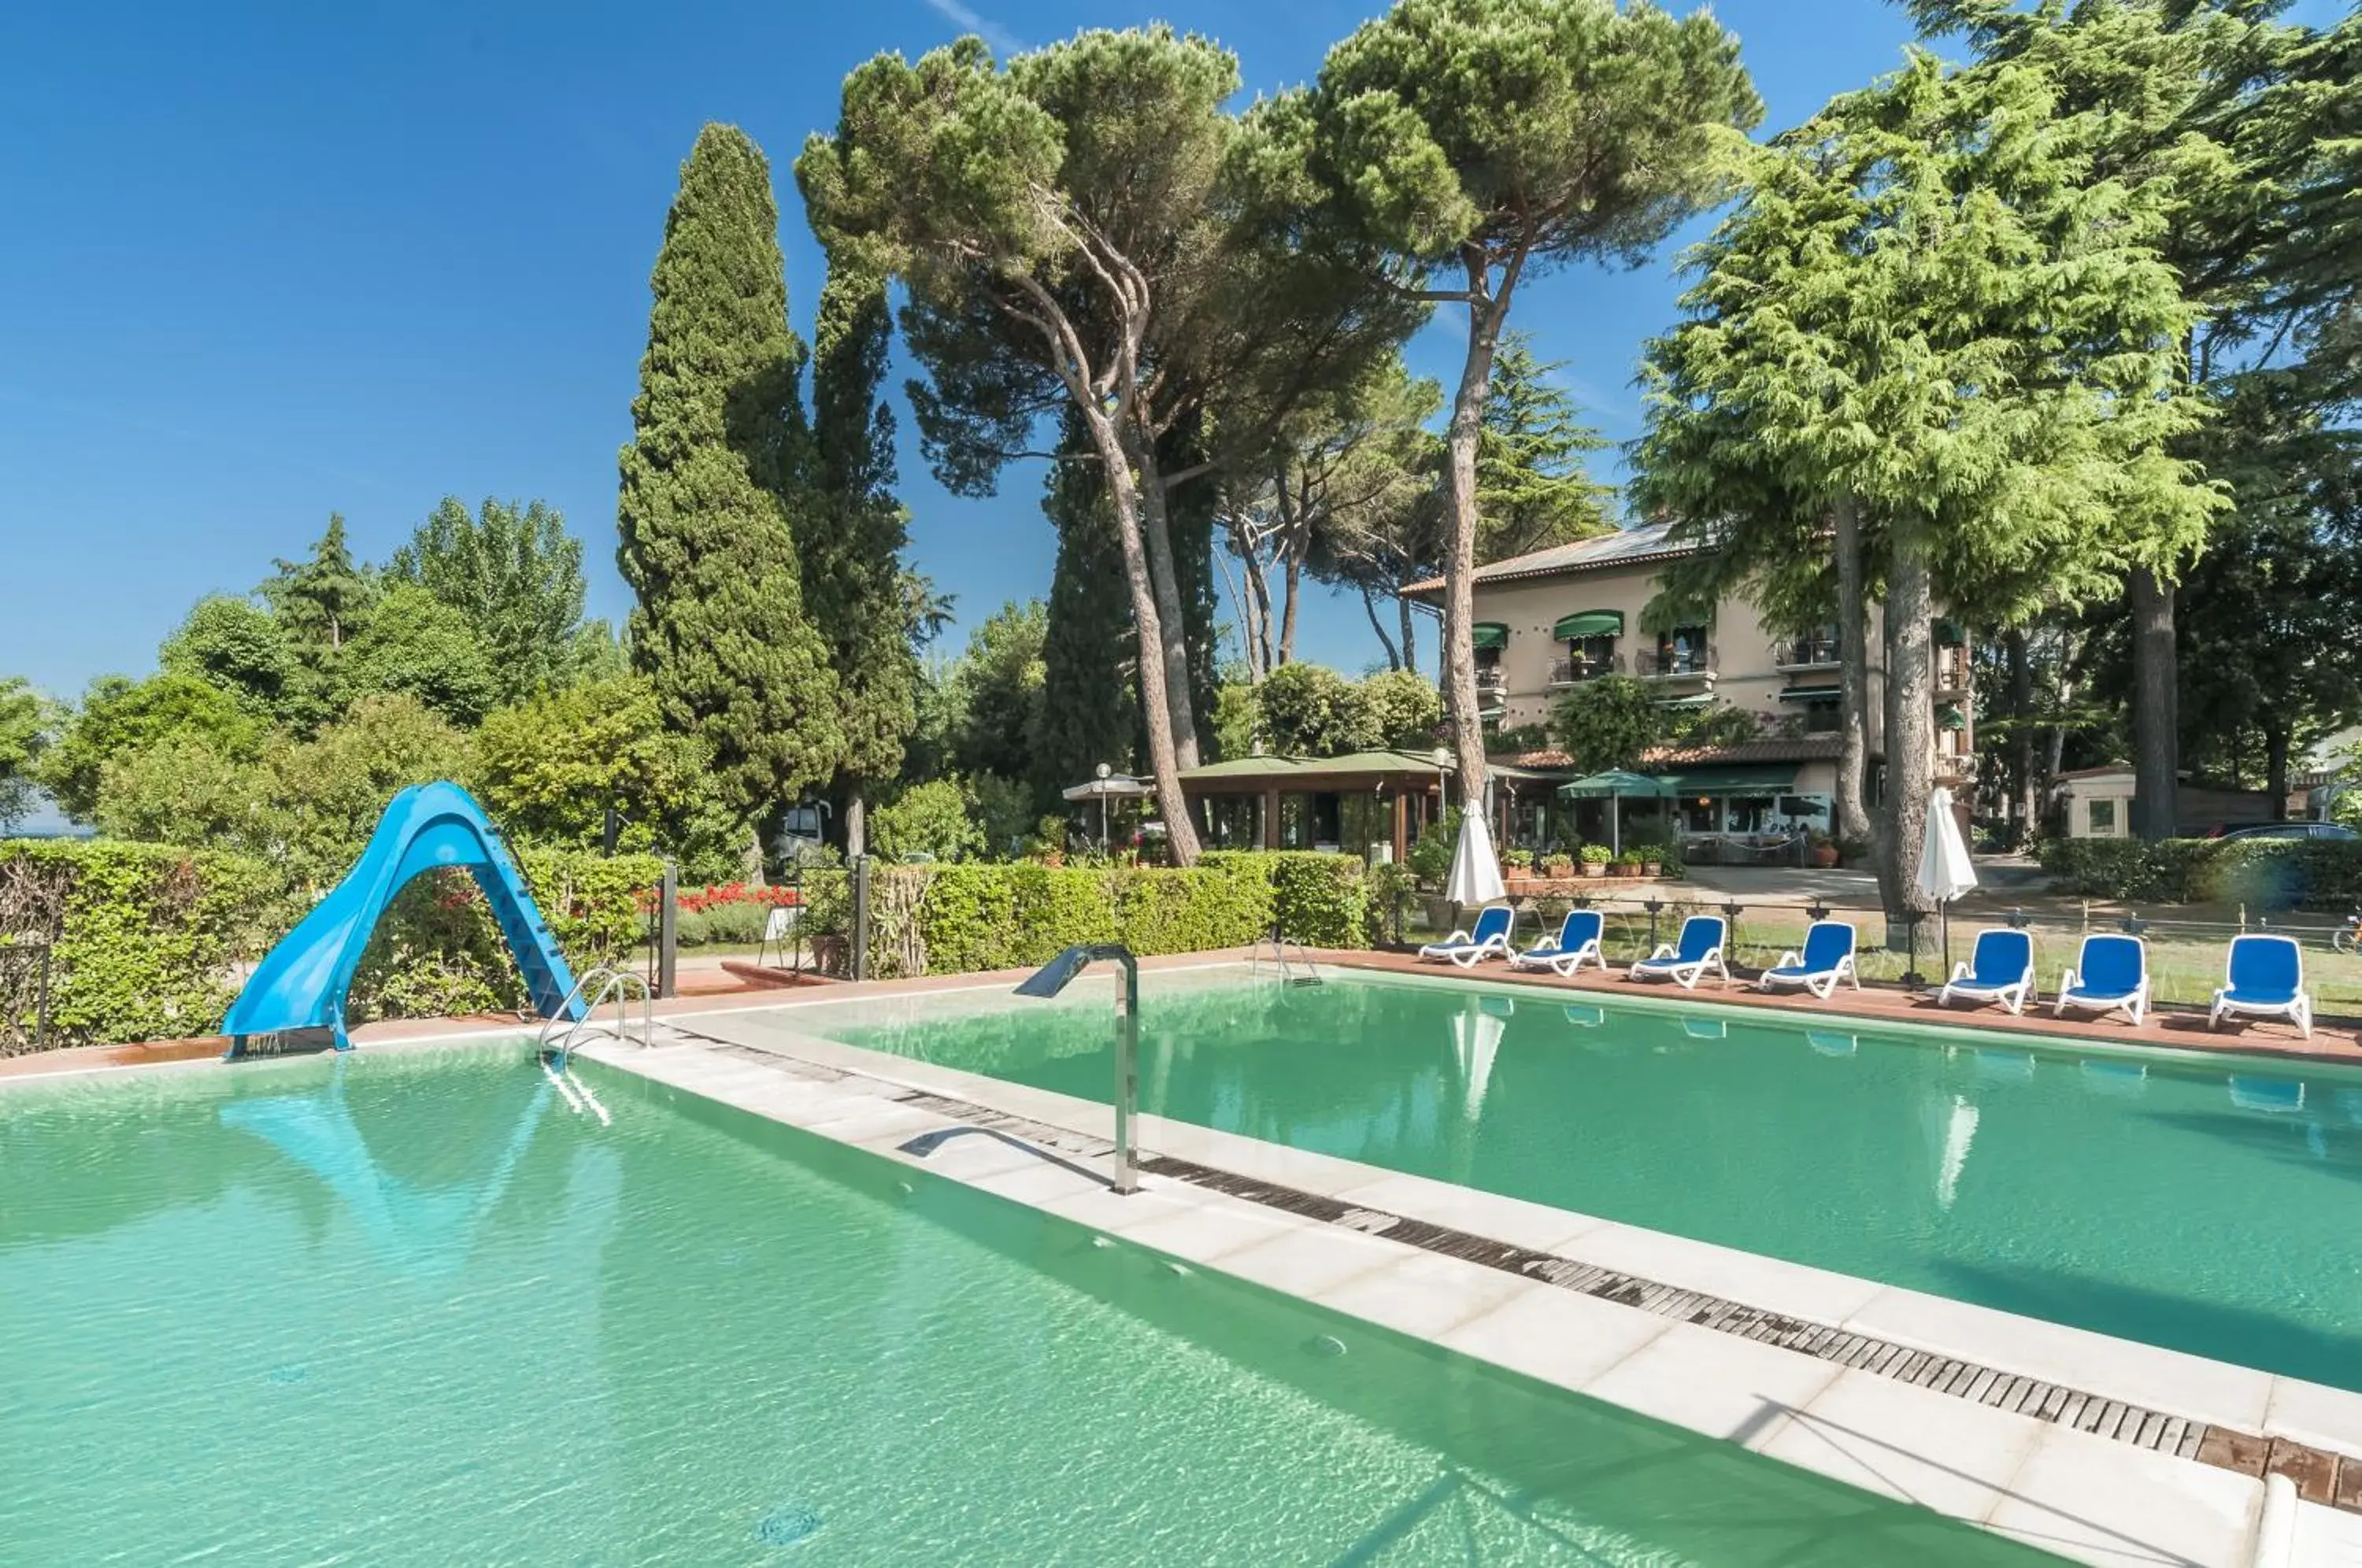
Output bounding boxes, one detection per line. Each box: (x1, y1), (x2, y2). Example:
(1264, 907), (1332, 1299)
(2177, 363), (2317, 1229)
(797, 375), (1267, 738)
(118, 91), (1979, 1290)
(1642, 860), (1662, 878)
(1582, 863), (1606, 878)
(1811, 845), (1839, 868)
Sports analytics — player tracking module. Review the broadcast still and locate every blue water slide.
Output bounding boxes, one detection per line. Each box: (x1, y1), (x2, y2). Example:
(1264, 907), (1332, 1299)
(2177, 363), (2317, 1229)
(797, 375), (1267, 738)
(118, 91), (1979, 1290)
(222, 781), (583, 1052)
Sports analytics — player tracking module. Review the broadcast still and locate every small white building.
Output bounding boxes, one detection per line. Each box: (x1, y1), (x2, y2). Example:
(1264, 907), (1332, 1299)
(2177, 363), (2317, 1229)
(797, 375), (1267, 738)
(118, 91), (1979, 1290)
(2051, 767), (2282, 838)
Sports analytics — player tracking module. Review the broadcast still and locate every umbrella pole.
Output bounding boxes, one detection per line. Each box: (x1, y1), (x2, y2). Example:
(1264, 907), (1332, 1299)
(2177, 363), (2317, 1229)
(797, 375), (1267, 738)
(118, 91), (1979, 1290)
(1612, 792), (1621, 856)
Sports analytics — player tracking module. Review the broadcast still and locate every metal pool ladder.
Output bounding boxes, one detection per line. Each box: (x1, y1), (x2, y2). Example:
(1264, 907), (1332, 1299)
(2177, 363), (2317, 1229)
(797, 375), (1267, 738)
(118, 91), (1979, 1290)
(534, 965), (655, 1122)
(1249, 934), (1323, 987)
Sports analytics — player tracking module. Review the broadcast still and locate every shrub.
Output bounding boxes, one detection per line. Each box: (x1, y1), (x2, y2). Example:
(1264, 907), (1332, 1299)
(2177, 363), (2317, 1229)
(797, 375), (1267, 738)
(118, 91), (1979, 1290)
(873, 778), (983, 863)
(0, 838), (287, 1048)
(2034, 834), (2362, 910)
(1579, 843), (1612, 865)
(1198, 851), (1369, 947)
(1406, 809), (1461, 886)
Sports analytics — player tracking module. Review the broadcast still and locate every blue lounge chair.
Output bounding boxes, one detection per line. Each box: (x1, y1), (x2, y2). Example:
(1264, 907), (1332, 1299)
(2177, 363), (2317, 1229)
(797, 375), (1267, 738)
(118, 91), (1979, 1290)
(1419, 904), (1516, 968)
(1510, 908), (1606, 976)
(2210, 934), (2312, 1039)
(1756, 920), (1858, 1000)
(1938, 928), (2036, 1015)
(1626, 915), (1727, 989)
(2053, 934), (2149, 1026)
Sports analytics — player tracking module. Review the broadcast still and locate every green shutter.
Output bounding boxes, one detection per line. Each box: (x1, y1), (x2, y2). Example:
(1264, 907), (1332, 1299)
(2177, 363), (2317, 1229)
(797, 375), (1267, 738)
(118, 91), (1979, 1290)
(1471, 622), (1508, 651)
(1552, 609), (1623, 640)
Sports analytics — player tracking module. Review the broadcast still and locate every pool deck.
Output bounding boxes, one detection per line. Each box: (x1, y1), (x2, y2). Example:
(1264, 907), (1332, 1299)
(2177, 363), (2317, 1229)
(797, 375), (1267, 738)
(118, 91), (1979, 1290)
(14, 951), (2362, 1564)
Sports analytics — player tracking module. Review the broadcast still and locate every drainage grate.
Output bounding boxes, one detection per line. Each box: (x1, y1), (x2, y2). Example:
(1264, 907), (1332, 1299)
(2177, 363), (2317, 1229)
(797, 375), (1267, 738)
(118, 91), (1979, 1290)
(672, 1033), (2362, 1513)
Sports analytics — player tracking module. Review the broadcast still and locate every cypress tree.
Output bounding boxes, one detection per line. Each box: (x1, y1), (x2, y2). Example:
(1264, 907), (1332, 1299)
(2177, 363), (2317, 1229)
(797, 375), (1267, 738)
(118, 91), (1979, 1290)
(616, 124), (840, 820)
(802, 251), (919, 854)
(1035, 420), (1140, 805)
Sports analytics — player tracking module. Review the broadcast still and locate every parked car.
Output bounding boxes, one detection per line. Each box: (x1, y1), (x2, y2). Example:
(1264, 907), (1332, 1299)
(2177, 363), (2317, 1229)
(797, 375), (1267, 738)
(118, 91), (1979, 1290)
(2215, 821), (2359, 842)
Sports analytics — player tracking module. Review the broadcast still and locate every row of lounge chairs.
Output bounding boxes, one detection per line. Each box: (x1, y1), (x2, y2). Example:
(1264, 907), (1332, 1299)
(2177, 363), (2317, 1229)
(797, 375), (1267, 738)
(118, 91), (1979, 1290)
(1417, 908), (2316, 1038)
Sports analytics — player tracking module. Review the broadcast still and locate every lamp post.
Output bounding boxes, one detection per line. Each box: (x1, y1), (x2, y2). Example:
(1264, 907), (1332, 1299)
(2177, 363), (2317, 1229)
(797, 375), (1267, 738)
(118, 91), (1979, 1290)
(1431, 745), (1451, 827)
(1014, 944), (1142, 1193)
(1095, 760), (1113, 852)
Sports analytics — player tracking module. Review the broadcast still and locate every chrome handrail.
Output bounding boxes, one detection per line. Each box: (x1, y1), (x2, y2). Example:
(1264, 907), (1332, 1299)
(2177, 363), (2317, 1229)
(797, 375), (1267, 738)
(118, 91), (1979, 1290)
(538, 964), (655, 1068)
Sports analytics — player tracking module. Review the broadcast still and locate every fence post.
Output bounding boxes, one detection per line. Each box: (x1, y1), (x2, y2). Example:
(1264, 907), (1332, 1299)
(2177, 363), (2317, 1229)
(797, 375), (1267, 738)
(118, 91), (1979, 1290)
(657, 861), (678, 1000)
(853, 854), (872, 982)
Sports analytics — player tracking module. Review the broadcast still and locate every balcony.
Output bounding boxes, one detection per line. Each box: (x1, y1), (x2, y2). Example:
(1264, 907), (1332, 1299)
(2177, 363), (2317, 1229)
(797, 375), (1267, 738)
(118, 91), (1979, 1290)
(1549, 653), (1623, 686)
(1474, 666), (1509, 703)
(1634, 644), (1717, 683)
(1934, 645), (1971, 694)
(1775, 637), (1842, 673)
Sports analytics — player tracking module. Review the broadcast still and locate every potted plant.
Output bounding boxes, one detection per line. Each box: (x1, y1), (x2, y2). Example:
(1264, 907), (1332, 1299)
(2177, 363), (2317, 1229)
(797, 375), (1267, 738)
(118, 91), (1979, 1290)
(1546, 852), (1577, 881)
(1578, 844), (1610, 878)
(1500, 849), (1535, 885)
(1808, 830), (1839, 869)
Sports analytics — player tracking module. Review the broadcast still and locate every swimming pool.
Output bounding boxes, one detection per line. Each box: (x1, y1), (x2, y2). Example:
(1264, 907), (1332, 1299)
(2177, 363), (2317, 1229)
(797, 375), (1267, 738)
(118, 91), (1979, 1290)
(833, 971), (2362, 1393)
(0, 1045), (2042, 1564)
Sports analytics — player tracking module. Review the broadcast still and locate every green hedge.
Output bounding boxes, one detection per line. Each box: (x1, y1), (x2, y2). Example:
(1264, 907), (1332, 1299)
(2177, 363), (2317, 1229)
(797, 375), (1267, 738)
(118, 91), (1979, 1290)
(1198, 851), (1370, 947)
(0, 838), (664, 1048)
(0, 839), (289, 1050)
(2036, 835), (2362, 908)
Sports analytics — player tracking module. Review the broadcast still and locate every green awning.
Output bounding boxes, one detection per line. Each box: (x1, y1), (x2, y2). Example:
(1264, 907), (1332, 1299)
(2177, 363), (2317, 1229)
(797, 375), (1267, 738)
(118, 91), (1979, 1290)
(1778, 685), (1842, 702)
(1657, 693), (1715, 711)
(1557, 769), (1678, 800)
(1472, 621), (1508, 651)
(1552, 609), (1623, 640)
(1934, 618), (1966, 646)
(1670, 764), (1797, 797)
(1938, 704), (1969, 731)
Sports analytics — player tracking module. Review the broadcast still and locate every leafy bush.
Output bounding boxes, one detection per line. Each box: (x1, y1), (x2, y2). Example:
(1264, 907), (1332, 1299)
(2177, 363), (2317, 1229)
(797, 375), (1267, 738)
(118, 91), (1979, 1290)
(1405, 808), (1461, 886)
(1579, 842), (1612, 865)
(1199, 850), (1370, 946)
(874, 778), (984, 863)
(2035, 834), (2362, 909)
(0, 838), (287, 1048)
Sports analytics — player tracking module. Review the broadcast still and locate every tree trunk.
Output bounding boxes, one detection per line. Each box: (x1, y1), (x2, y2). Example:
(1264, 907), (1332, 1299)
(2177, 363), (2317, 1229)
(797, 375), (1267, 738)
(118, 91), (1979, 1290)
(2265, 720), (2292, 818)
(843, 786), (867, 859)
(2129, 567), (2179, 840)
(2005, 628), (2034, 849)
(1401, 598), (1420, 679)
(1279, 555), (1302, 666)
(1879, 511), (1936, 915)
(1134, 446), (1201, 771)
(1361, 586), (1402, 671)
(1084, 410), (1201, 864)
(1442, 254), (1513, 808)
(1831, 495), (1873, 847)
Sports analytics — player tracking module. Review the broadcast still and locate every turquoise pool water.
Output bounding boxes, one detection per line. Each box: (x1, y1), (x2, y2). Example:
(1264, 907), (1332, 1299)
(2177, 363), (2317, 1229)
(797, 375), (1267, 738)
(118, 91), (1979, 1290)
(837, 974), (2362, 1392)
(0, 1047), (2043, 1564)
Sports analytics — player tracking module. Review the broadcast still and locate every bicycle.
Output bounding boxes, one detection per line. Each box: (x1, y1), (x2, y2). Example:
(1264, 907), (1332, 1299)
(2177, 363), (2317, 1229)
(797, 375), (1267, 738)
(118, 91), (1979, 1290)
(2333, 909), (2360, 955)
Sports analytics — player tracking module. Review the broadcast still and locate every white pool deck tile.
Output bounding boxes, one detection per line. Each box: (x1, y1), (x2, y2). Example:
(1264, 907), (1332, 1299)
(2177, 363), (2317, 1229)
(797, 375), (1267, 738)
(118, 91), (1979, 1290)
(1577, 1318), (1844, 1448)
(2266, 1377), (2362, 1459)
(1437, 1279), (1675, 1390)
(1327, 1170), (1609, 1255)
(1209, 1223), (1409, 1299)
(1982, 1421), (2260, 1567)
(1309, 1248), (1535, 1340)
(2291, 1499), (2362, 1566)
(1564, 1219), (1889, 1328)
(1842, 1284), (2275, 1435)
(573, 1019), (2311, 1568)
(1752, 1365), (2048, 1525)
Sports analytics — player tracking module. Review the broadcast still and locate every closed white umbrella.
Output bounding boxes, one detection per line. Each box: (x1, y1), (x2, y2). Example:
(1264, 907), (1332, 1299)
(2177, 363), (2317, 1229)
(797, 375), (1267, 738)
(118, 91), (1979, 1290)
(1444, 807), (1508, 910)
(1916, 786), (1978, 972)
(1451, 1000), (1506, 1125)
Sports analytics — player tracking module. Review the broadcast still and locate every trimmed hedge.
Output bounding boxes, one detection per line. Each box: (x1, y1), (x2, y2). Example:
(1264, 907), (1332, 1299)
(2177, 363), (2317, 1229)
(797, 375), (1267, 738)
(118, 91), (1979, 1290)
(0, 837), (665, 1048)
(2036, 835), (2362, 908)
(796, 860), (1287, 979)
(0, 839), (289, 1050)
(1198, 850), (1370, 948)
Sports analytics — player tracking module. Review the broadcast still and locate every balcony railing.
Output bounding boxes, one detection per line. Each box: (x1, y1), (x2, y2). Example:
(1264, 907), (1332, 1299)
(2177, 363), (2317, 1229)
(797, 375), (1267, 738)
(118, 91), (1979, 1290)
(1548, 653), (1623, 686)
(1475, 667), (1509, 699)
(1775, 638), (1842, 671)
(1634, 645), (1717, 680)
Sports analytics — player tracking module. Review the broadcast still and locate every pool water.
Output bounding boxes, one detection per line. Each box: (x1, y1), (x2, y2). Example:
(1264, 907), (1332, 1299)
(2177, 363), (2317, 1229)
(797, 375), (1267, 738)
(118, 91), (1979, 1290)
(0, 1046), (2042, 1564)
(836, 974), (2362, 1392)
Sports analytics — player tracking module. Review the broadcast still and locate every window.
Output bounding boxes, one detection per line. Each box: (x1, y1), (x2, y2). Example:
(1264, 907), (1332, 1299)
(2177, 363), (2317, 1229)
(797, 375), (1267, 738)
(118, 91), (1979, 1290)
(1801, 697), (1841, 734)
(2087, 799), (2117, 837)
(1571, 634), (1615, 678)
(1657, 625), (1709, 675)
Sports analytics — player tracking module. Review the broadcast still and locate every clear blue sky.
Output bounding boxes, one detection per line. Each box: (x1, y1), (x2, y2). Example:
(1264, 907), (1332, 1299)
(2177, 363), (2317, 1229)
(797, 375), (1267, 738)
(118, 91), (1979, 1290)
(0, 0), (2093, 700)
